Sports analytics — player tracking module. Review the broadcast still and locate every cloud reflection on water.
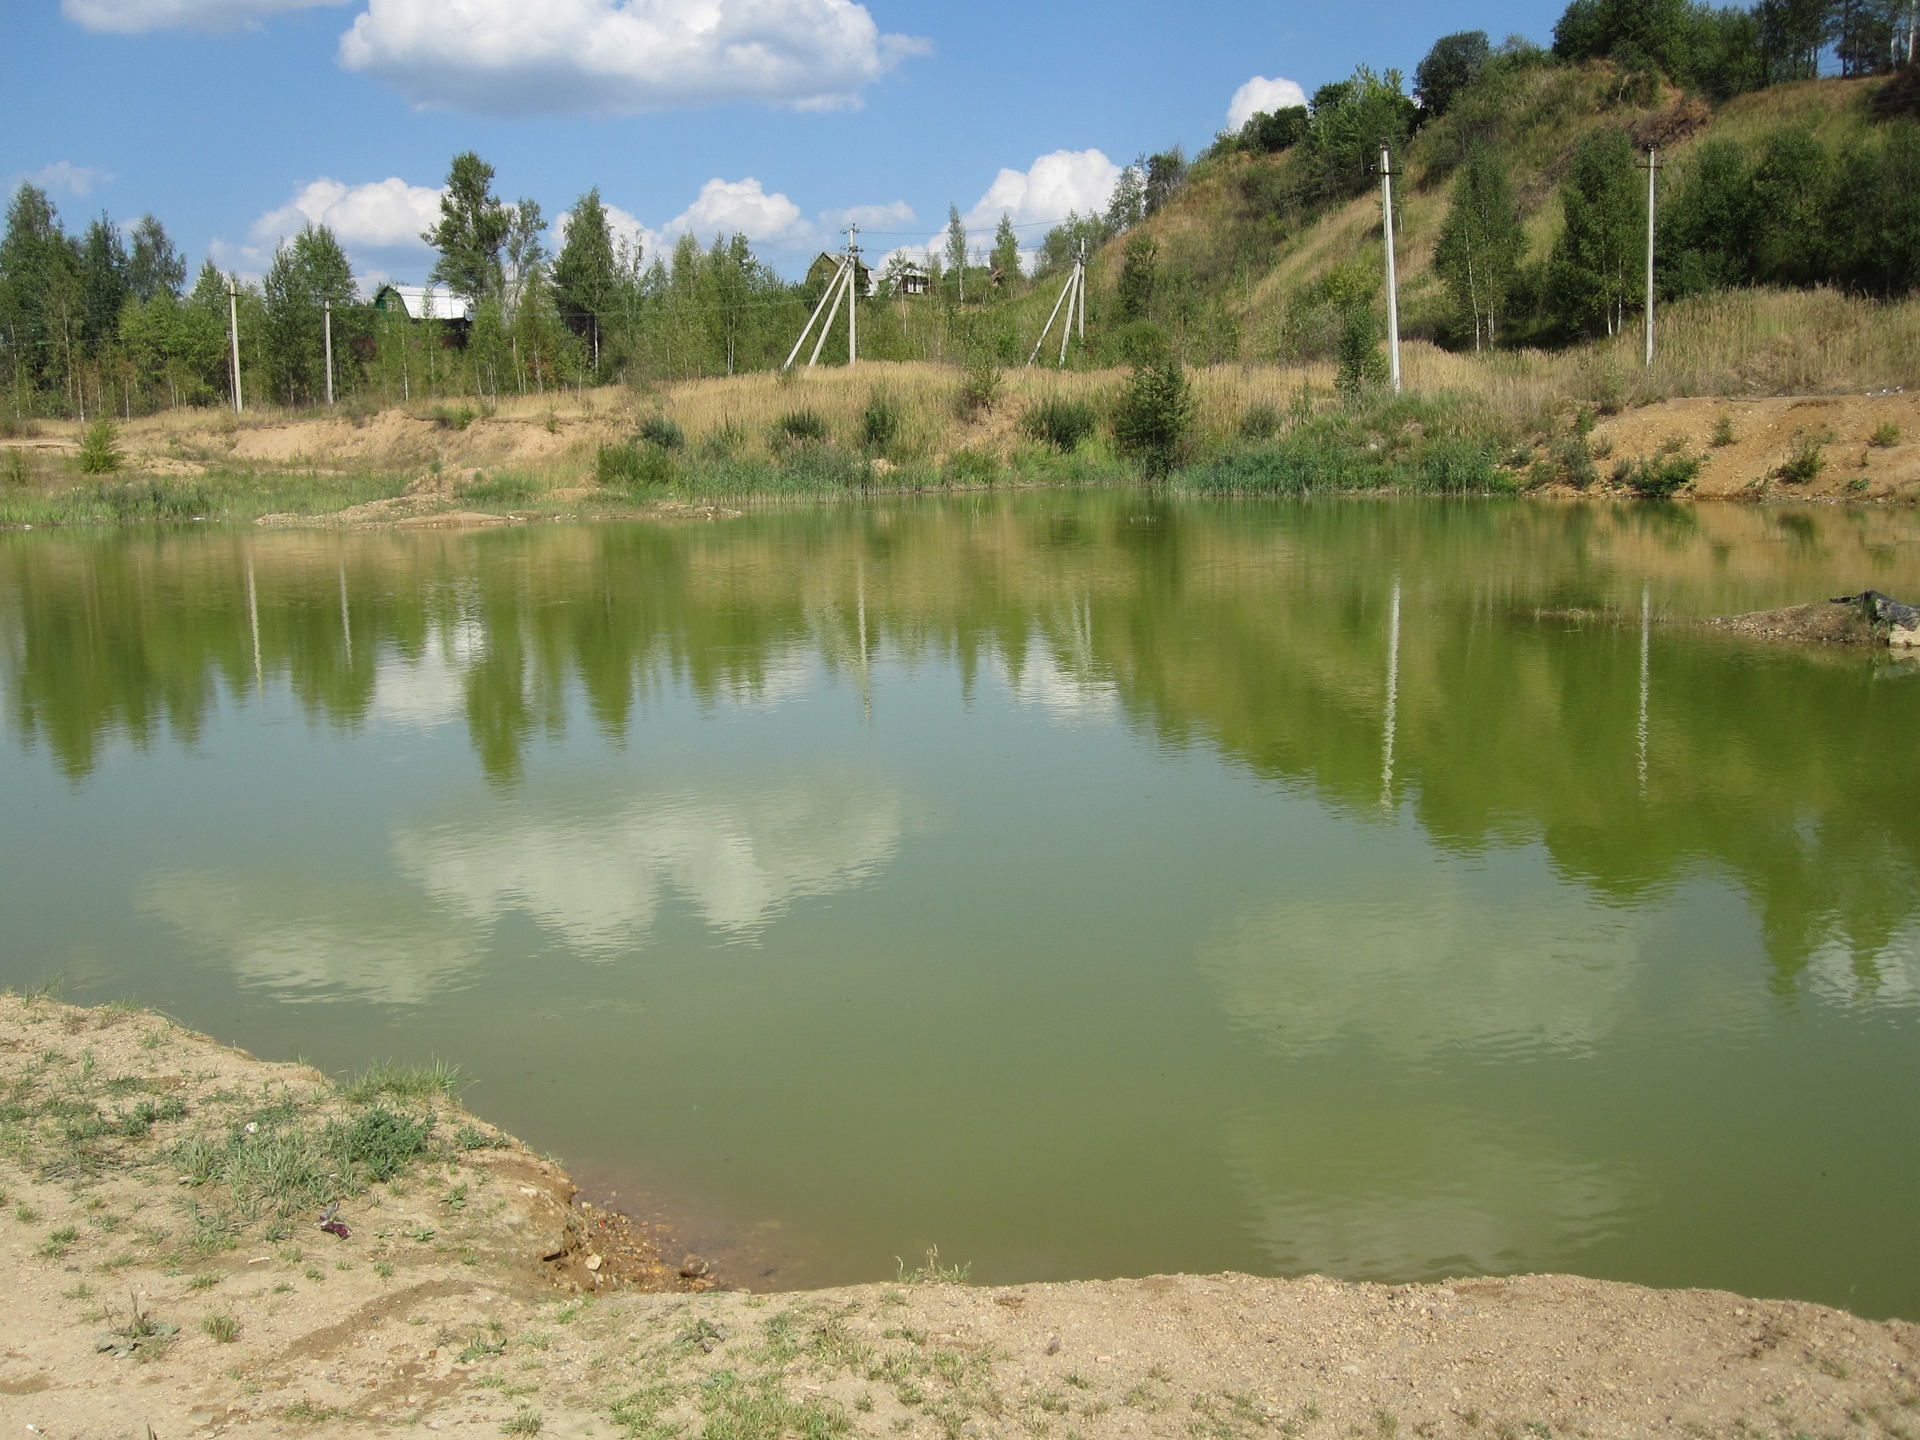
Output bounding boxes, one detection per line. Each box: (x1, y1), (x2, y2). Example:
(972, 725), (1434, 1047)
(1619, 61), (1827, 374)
(394, 769), (904, 953)
(142, 766), (906, 999)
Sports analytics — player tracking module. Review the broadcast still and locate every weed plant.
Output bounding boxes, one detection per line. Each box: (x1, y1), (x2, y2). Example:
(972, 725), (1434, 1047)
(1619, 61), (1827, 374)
(861, 389), (902, 454)
(1777, 428), (1828, 484)
(638, 415), (686, 451)
(1618, 445), (1702, 498)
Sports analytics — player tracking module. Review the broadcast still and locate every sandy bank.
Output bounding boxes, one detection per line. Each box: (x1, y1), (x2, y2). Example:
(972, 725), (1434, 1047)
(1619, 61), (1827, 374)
(2, 995), (1913, 1438)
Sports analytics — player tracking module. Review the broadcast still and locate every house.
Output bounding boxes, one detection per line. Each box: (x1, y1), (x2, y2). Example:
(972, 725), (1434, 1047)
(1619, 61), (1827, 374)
(371, 284), (476, 325)
(805, 252), (874, 298)
(896, 265), (931, 297)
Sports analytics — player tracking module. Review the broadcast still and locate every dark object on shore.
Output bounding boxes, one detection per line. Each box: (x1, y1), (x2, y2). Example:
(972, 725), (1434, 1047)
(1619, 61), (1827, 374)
(679, 1253), (710, 1279)
(1830, 591), (1920, 630)
(318, 1200), (351, 1240)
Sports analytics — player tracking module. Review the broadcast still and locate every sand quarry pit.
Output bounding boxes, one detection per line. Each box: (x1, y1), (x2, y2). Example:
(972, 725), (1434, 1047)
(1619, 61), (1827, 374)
(1, 996), (1914, 1438)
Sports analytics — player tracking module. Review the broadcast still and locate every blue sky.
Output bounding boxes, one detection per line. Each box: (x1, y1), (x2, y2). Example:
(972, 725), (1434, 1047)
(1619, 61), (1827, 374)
(3, 0), (1571, 284)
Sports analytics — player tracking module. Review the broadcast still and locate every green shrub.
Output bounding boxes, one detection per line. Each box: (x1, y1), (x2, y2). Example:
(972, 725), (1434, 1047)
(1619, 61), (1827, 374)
(953, 354), (1002, 422)
(1240, 402), (1282, 440)
(637, 414), (685, 451)
(1776, 429), (1827, 484)
(2, 450), (30, 487)
(1868, 422), (1901, 448)
(78, 418), (123, 475)
(1711, 414), (1736, 447)
(1620, 448), (1701, 498)
(773, 409), (829, 445)
(1020, 397), (1099, 452)
(861, 388), (902, 453)
(701, 420), (745, 458)
(427, 405), (478, 431)
(1334, 306), (1388, 393)
(1112, 353), (1194, 479)
(1416, 439), (1500, 492)
(1552, 435), (1597, 489)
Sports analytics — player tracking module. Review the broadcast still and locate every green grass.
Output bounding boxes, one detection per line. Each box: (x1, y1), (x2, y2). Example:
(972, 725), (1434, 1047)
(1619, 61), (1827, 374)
(1178, 392), (1509, 496)
(338, 1059), (464, 1105)
(0, 469), (407, 527)
(202, 1311), (239, 1343)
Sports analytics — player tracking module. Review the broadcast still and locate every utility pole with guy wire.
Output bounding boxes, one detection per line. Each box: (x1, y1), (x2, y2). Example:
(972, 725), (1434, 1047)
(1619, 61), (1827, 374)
(1027, 241), (1087, 368)
(1381, 147), (1402, 394)
(1639, 146), (1660, 368)
(781, 226), (862, 372)
(227, 277), (244, 414)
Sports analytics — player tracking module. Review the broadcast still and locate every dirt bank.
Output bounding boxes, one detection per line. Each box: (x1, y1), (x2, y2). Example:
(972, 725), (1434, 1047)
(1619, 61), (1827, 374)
(3, 996), (1914, 1438)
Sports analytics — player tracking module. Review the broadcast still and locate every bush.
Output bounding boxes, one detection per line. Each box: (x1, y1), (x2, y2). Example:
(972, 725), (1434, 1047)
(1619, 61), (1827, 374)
(1020, 397), (1099, 452)
(1334, 306), (1388, 392)
(701, 420), (745, 458)
(1776, 429), (1827, 484)
(952, 354), (1002, 422)
(426, 404), (478, 431)
(1240, 402), (1282, 440)
(861, 388), (901, 454)
(1553, 435), (1598, 489)
(2, 450), (30, 487)
(1619, 447), (1700, 498)
(773, 409), (828, 445)
(595, 441), (676, 490)
(1112, 353), (1194, 479)
(1868, 422), (1901, 448)
(78, 418), (123, 475)
(637, 414), (685, 451)
(1711, 414), (1736, 447)
(327, 1106), (433, 1184)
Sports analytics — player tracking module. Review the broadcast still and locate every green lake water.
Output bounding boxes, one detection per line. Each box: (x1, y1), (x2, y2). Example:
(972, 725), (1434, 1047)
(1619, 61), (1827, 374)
(1, 496), (1916, 1317)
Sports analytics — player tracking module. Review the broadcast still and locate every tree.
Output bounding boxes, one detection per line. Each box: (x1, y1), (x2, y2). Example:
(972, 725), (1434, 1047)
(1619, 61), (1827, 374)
(261, 224), (355, 406)
(552, 189), (618, 372)
(1303, 69), (1418, 204)
(1749, 128), (1833, 285)
(1112, 341), (1193, 479)
(1659, 137), (1756, 295)
(127, 215), (185, 302)
(1548, 127), (1642, 337)
(1416, 31), (1491, 117)
(501, 198), (546, 321)
(77, 213), (130, 353)
(1434, 144), (1525, 349)
(1756, 0), (1834, 80)
(1115, 235), (1159, 322)
(991, 214), (1020, 285)
(422, 151), (510, 303)
(1104, 164), (1146, 232)
(945, 204), (968, 299)
(0, 183), (82, 402)
(1238, 106), (1310, 153)
(1143, 148), (1188, 215)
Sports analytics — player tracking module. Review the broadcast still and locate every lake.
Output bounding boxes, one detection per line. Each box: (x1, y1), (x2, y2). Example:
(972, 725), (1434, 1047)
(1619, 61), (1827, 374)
(1, 495), (1915, 1318)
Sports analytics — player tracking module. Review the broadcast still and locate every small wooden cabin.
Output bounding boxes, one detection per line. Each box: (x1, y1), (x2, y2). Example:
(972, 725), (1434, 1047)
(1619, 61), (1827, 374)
(805, 252), (874, 297)
(372, 284), (476, 326)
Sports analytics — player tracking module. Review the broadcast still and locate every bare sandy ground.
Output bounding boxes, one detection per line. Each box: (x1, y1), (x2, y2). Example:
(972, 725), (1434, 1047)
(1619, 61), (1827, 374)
(4, 996), (1915, 1438)
(1589, 391), (1920, 501)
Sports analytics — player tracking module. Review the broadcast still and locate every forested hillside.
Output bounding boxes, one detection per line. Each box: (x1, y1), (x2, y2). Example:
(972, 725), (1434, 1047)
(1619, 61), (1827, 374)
(2, 0), (1917, 426)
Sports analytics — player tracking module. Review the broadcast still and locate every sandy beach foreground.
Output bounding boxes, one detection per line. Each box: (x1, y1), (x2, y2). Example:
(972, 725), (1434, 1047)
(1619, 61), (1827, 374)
(1, 994), (1912, 1438)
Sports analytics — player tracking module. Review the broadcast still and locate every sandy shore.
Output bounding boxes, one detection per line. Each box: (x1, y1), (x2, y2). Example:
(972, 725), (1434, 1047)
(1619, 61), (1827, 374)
(2, 994), (1913, 1438)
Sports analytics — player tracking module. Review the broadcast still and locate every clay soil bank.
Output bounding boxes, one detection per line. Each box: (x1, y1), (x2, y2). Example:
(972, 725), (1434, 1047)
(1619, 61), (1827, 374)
(2, 998), (1914, 1439)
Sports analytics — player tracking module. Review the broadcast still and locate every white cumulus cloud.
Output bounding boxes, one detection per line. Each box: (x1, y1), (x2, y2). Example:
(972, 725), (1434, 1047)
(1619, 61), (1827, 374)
(1227, 75), (1308, 131)
(63, 0), (348, 33)
(26, 161), (113, 199)
(337, 0), (930, 116)
(251, 176), (444, 252)
(667, 177), (808, 244)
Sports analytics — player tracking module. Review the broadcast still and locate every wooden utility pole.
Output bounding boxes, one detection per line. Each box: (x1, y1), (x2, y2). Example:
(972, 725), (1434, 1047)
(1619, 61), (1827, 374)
(324, 300), (335, 406)
(1640, 147), (1659, 368)
(227, 278), (244, 414)
(847, 224), (859, 369)
(1381, 147), (1402, 394)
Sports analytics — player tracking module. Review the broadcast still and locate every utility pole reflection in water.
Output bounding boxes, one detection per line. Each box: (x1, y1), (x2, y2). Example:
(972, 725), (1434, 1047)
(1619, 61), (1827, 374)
(1638, 584), (1651, 796)
(1381, 577), (1401, 811)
